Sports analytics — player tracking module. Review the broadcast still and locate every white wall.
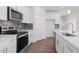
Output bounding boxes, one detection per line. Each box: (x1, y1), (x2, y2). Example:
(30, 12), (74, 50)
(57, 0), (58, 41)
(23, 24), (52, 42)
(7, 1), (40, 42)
(32, 7), (46, 42)
(61, 16), (68, 30)
(61, 12), (77, 34)
(46, 12), (61, 24)
(67, 12), (78, 33)
(18, 6), (46, 43)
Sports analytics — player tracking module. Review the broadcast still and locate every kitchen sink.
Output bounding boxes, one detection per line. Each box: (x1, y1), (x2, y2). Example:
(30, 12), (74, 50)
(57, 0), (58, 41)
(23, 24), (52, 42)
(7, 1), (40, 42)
(62, 33), (76, 37)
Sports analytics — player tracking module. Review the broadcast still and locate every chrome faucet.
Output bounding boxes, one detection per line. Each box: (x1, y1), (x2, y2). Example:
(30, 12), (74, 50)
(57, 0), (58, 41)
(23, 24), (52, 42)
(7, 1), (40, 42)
(68, 23), (75, 34)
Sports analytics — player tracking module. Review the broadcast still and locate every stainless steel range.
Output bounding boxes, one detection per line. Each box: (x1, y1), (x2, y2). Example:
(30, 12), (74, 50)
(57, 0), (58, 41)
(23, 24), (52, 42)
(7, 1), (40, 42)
(0, 26), (28, 53)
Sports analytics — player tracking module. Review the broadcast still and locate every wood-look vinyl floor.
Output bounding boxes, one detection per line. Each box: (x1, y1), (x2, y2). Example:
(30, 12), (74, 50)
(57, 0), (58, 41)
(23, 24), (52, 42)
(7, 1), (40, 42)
(20, 37), (57, 53)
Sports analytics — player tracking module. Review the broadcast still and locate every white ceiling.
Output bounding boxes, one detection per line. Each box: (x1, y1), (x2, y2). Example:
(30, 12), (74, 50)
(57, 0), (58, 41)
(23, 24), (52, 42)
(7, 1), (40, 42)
(43, 6), (79, 16)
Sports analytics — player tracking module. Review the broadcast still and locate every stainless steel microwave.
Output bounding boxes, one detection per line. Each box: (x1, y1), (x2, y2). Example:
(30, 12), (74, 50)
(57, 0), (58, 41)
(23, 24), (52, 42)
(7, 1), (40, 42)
(7, 7), (23, 21)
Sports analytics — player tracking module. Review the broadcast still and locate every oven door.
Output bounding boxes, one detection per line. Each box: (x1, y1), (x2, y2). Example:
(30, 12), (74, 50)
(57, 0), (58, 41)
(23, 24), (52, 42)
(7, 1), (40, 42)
(17, 33), (28, 53)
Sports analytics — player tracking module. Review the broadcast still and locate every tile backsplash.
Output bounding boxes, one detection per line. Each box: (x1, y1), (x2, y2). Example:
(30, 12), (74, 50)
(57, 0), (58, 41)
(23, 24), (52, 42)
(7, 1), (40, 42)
(0, 20), (33, 30)
(18, 23), (33, 30)
(0, 20), (20, 26)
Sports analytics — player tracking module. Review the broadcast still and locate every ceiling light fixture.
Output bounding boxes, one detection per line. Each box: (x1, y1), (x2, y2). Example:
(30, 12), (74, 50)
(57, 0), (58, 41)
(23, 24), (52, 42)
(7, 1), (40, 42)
(67, 9), (71, 14)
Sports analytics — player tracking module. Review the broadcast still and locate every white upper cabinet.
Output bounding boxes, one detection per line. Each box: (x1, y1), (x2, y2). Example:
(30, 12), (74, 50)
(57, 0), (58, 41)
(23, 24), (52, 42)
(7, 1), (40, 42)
(0, 6), (18, 21)
(17, 6), (30, 23)
(28, 7), (34, 23)
(17, 6), (34, 23)
(0, 6), (7, 20)
(0, 6), (34, 23)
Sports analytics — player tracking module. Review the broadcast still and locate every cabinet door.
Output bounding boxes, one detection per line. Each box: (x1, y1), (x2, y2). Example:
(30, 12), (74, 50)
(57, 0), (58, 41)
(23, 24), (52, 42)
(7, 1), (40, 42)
(56, 34), (59, 52)
(8, 38), (16, 53)
(28, 7), (34, 23)
(0, 6), (7, 20)
(28, 31), (33, 45)
(56, 39), (59, 52)
(0, 35), (16, 53)
(17, 6), (30, 23)
(17, 6), (34, 23)
(7, 35), (17, 53)
(0, 40), (9, 53)
(56, 39), (63, 53)
(56, 34), (63, 53)
(64, 45), (74, 53)
(63, 41), (79, 53)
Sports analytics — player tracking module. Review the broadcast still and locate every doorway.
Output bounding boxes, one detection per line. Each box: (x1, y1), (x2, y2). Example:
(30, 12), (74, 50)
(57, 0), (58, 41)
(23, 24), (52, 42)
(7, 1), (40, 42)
(46, 19), (55, 37)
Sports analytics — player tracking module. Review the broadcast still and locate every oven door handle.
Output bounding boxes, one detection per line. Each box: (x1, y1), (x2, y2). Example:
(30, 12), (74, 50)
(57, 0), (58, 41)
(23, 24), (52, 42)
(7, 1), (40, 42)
(17, 33), (28, 38)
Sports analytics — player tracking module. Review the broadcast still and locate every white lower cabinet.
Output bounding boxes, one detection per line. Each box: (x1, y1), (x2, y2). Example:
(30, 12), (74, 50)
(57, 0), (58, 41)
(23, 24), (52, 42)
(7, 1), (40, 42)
(63, 45), (74, 53)
(56, 39), (63, 53)
(63, 41), (79, 53)
(0, 35), (16, 53)
(0, 41), (9, 53)
(56, 34), (64, 53)
(8, 38), (16, 53)
(56, 33), (79, 53)
(28, 31), (33, 45)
